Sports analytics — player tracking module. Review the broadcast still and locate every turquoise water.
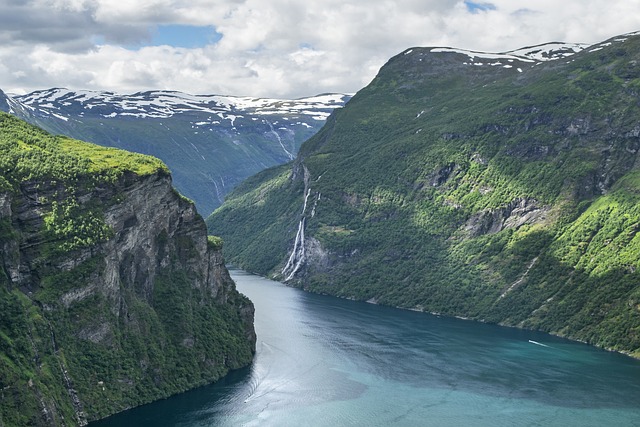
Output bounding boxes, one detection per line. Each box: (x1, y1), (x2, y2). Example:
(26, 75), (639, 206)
(92, 270), (640, 426)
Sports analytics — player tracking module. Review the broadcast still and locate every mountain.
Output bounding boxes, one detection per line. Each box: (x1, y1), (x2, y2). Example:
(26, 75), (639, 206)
(0, 90), (10, 113)
(5, 89), (350, 216)
(207, 32), (640, 357)
(0, 112), (255, 425)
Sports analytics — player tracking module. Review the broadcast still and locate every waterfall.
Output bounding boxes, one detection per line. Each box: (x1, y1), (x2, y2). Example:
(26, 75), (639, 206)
(265, 120), (295, 160)
(282, 217), (306, 281)
(282, 172), (314, 280)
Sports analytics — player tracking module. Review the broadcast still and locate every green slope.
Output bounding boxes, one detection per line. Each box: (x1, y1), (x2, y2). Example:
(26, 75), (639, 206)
(207, 33), (640, 357)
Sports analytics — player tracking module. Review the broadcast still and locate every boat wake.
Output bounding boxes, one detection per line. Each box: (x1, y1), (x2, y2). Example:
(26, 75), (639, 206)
(528, 340), (550, 348)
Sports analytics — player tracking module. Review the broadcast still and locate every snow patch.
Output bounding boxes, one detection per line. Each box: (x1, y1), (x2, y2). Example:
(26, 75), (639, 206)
(51, 112), (69, 121)
(431, 42), (588, 68)
(16, 89), (351, 121)
(431, 47), (534, 62)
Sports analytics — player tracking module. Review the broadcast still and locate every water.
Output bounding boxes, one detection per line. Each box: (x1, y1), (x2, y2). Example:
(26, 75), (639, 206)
(92, 270), (640, 426)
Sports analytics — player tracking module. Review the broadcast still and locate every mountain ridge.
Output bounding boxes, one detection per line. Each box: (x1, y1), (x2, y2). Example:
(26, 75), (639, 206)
(207, 31), (640, 357)
(425, 40), (588, 64)
(11, 88), (349, 121)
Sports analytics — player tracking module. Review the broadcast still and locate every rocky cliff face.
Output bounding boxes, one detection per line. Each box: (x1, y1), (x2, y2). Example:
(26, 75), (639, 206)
(0, 113), (255, 426)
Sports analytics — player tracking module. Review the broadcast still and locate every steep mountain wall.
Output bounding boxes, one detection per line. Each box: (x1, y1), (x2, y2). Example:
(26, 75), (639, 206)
(208, 32), (640, 357)
(0, 113), (255, 426)
(0, 90), (11, 113)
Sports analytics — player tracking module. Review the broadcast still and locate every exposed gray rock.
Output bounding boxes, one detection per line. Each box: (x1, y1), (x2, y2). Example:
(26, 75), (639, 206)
(430, 163), (458, 187)
(0, 169), (255, 425)
(464, 198), (550, 237)
(305, 236), (331, 272)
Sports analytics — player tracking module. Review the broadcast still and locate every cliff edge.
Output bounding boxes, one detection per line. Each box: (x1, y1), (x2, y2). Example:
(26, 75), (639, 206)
(0, 112), (255, 425)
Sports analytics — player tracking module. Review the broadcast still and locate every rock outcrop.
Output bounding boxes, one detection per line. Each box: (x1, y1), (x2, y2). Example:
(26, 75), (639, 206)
(464, 198), (550, 237)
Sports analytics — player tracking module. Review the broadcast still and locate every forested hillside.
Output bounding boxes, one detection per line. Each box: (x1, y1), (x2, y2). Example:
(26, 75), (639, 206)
(208, 32), (640, 357)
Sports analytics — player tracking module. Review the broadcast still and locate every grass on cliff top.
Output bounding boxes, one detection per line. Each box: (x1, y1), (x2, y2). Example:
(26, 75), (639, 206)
(0, 112), (168, 186)
(58, 137), (169, 177)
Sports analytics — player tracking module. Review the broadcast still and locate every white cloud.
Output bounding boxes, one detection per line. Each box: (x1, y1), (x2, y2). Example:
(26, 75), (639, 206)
(2, 0), (640, 98)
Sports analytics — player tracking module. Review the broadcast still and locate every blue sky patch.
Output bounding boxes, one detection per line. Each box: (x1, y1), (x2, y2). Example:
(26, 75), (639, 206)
(464, 1), (497, 13)
(150, 25), (222, 48)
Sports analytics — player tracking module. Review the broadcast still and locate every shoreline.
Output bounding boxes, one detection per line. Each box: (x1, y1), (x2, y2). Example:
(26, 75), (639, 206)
(234, 267), (640, 362)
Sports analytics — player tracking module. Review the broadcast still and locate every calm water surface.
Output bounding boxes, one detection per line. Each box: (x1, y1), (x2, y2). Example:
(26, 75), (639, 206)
(92, 270), (640, 426)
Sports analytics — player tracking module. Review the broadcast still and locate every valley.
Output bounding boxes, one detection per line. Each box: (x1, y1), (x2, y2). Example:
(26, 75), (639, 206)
(3, 25), (640, 426)
(0, 89), (349, 215)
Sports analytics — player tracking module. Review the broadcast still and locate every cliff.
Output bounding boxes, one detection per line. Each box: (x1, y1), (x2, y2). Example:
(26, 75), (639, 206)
(0, 112), (255, 425)
(208, 32), (640, 357)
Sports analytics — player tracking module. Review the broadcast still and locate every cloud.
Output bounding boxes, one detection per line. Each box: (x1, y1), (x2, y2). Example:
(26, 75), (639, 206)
(1, 0), (640, 98)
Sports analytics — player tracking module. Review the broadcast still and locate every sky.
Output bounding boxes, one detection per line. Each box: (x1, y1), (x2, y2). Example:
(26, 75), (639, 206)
(2, 0), (640, 99)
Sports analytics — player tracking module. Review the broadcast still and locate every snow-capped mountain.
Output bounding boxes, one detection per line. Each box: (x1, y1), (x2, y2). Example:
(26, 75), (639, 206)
(14, 89), (347, 122)
(426, 41), (589, 66)
(6, 35), (627, 215)
(418, 31), (640, 70)
(6, 89), (351, 215)
(206, 30), (640, 360)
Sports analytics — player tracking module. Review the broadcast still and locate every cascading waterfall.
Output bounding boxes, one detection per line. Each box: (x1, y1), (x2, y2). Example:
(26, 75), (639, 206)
(282, 187), (311, 281)
(282, 163), (320, 281)
(310, 193), (320, 218)
(282, 217), (306, 281)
